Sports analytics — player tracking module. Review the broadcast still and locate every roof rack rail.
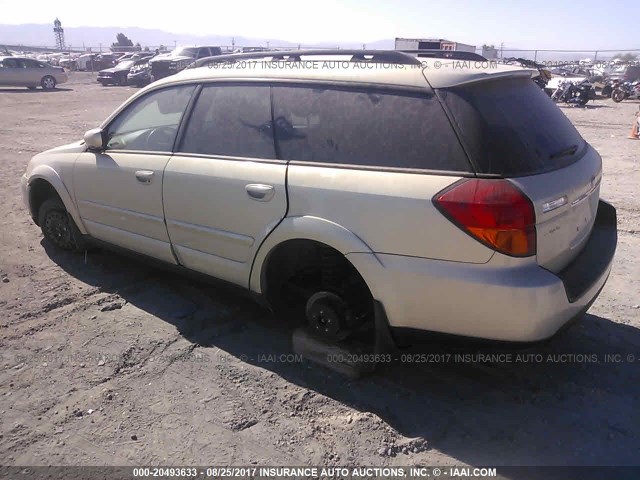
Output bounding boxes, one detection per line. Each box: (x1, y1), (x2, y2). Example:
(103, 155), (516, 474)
(191, 49), (424, 68)
(398, 49), (488, 61)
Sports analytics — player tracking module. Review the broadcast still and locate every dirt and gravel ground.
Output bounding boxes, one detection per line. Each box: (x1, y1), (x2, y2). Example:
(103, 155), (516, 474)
(0, 72), (638, 469)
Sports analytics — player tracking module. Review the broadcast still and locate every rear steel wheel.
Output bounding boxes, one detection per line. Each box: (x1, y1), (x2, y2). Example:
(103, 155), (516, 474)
(41, 75), (56, 90)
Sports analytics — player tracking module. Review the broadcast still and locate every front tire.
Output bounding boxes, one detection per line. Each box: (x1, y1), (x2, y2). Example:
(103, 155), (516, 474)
(611, 89), (625, 103)
(38, 198), (85, 251)
(41, 75), (56, 90)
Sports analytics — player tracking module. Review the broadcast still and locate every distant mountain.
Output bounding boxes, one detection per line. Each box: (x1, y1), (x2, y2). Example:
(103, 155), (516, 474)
(0, 23), (394, 51)
(2, 25), (620, 61)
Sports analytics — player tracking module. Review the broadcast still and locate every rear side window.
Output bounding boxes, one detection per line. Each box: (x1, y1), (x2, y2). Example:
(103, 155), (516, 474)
(272, 86), (471, 171)
(180, 85), (275, 159)
(439, 78), (586, 176)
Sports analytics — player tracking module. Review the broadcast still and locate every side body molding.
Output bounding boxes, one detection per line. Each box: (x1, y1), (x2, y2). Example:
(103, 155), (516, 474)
(28, 165), (87, 234)
(249, 215), (381, 294)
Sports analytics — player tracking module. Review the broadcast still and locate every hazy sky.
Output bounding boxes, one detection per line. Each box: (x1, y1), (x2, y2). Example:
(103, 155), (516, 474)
(0, 0), (638, 49)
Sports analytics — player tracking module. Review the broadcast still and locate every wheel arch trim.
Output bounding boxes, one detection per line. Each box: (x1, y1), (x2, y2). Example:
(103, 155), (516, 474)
(249, 215), (381, 295)
(28, 165), (87, 234)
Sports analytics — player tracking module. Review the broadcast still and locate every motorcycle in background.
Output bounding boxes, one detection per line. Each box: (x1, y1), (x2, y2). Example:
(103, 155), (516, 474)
(600, 78), (623, 98)
(611, 81), (640, 103)
(552, 79), (596, 106)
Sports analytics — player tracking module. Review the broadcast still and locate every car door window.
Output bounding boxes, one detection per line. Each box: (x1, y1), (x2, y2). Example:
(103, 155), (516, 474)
(23, 59), (39, 69)
(3, 58), (21, 68)
(197, 48), (211, 59)
(179, 85), (275, 159)
(105, 85), (196, 152)
(272, 85), (471, 171)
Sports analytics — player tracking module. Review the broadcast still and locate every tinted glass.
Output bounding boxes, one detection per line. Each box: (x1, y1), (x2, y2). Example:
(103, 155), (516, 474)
(4, 58), (21, 68)
(272, 86), (470, 171)
(106, 85), (195, 152)
(173, 48), (197, 57)
(439, 77), (586, 176)
(180, 85), (275, 159)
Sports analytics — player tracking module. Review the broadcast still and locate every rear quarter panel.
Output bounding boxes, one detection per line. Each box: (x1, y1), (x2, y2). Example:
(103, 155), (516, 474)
(286, 165), (495, 263)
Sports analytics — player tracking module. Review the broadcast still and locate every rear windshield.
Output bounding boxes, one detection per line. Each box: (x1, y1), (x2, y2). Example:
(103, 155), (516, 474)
(438, 77), (586, 176)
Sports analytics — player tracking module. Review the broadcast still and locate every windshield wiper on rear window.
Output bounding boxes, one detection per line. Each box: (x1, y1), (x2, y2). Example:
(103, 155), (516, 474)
(549, 144), (578, 160)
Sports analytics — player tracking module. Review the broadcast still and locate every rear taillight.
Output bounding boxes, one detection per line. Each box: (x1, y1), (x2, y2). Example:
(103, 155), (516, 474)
(434, 179), (536, 257)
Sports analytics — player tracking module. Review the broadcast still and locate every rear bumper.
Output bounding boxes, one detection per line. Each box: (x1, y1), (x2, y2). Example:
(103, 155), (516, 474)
(21, 174), (30, 214)
(556, 200), (617, 302)
(348, 200), (617, 343)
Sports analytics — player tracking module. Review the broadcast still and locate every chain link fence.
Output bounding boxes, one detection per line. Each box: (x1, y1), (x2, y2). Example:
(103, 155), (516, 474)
(480, 48), (640, 65)
(1, 43), (340, 54)
(3, 43), (640, 66)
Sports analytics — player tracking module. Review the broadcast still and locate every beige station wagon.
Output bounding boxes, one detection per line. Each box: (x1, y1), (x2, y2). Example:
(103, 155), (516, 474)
(0, 56), (68, 89)
(21, 50), (617, 349)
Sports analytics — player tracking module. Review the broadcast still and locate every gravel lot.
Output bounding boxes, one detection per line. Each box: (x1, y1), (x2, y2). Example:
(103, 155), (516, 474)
(0, 72), (638, 468)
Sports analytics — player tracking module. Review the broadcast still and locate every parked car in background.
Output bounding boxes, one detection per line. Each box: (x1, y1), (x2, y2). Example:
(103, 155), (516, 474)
(98, 60), (136, 86)
(76, 53), (96, 71)
(127, 55), (156, 87)
(94, 53), (120, 70)
(21, 50), (617, 351)
(0, 56), (67, 89)
(115, 53), (136, 63)
(99, 53), (155, 86)
(607, 64), (640, 83)
(59, 55), (78, 71)
(149, 46), (222, 81)
(545, 66), (596, 96)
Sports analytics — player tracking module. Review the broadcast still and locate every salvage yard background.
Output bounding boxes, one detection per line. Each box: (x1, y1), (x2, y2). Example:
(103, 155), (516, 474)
(0, 73), (638, 466)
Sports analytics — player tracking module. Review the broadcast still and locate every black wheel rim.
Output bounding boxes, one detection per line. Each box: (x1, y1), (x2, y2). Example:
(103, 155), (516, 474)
(44, 211), (74, 249)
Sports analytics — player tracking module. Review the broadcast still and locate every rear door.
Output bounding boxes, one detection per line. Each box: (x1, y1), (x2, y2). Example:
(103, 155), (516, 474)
(163, 83), (287, 287)
(271, 84), (487, 263)
(23, 59), (44, 84)
(439, 77), (601, 272)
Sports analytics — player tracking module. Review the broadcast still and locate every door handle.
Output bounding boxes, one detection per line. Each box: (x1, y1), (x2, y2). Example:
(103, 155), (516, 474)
(246, 184), (275, 202)
(135, 170), (154, 184)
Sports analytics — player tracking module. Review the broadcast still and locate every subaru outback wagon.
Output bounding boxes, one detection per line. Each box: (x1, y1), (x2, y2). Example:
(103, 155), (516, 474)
(21, 50), (617, 348)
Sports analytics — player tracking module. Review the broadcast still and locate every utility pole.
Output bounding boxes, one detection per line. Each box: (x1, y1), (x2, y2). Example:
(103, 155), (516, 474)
(500, 42), (504, 59)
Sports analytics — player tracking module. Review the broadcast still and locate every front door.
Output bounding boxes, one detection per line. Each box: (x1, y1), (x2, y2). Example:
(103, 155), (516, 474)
(163, 84), (287, 287)
(73, 84), (196, 263)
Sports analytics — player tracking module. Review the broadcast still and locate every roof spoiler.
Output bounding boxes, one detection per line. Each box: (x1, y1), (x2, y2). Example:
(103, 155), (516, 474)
(446, 69), (536, 88)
